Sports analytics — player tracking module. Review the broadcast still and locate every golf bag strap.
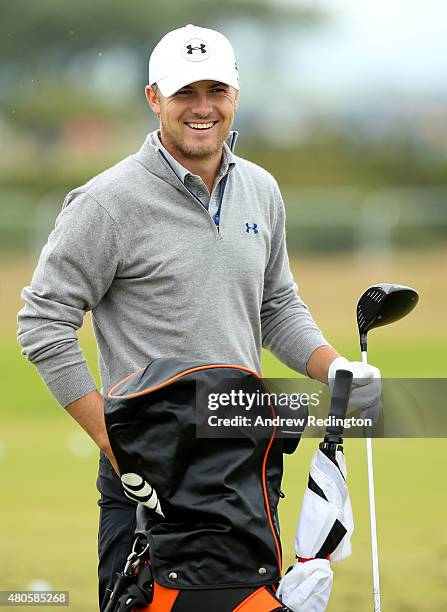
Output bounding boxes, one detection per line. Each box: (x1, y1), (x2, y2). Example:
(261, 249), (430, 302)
(104, 573), (139, 612)
(113, 562), (155, 611)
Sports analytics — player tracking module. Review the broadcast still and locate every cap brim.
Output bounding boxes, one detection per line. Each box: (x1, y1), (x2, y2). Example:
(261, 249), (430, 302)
(155, 69), (239, 97)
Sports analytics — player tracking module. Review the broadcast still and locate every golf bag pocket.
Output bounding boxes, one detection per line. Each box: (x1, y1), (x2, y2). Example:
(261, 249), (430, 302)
(105, 358), (287, 592)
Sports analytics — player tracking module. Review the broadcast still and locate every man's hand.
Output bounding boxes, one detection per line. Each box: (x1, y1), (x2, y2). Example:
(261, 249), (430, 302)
(328, 356), (382, 424)
(65, 390), (120, 476)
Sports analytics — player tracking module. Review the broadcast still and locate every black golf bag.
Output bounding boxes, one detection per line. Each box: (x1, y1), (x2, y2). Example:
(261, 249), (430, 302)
(103, 358), (298, 611)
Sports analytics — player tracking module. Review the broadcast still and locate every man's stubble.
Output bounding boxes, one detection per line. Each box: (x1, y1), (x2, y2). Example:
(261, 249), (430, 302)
(160, 121), (230, 161)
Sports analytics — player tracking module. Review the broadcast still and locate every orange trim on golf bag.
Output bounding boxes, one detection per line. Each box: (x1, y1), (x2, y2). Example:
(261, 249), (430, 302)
(108, 364), (261, 399)
(140, 580), (180, 611)
(108, 363), (283, 574)
(137, 584), (281, 612)
(232, 586), (282, 611)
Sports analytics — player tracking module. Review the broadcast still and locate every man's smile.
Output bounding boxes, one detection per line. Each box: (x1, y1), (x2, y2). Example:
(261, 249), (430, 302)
(184, 121), (218, 131)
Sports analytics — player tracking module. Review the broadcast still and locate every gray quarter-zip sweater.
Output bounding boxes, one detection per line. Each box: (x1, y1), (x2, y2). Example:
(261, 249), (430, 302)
(17, 130), (328, 407)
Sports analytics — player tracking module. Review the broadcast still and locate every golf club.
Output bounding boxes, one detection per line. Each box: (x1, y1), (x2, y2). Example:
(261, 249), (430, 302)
(356, 283), (419, 612)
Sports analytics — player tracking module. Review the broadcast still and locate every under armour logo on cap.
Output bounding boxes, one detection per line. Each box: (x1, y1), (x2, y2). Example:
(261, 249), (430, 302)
(182, 38), (211, 62)
(186, 43), (206, 55)
(149, 24), (239, 97)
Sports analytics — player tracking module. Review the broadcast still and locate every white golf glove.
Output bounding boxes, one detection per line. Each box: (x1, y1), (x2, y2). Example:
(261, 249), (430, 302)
(328, 356), (382, 424)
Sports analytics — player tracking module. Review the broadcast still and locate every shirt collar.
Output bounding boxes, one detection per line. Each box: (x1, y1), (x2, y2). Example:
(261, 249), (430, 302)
(150, 130), (237, 186)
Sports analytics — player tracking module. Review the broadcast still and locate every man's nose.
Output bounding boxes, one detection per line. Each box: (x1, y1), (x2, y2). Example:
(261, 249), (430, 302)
(191, 93), (212, 116)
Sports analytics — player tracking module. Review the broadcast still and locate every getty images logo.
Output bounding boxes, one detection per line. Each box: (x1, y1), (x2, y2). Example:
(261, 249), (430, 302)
(245, 222), (258, 234)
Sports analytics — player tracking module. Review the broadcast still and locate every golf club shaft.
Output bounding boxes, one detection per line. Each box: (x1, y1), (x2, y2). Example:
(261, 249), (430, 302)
(362, 351), (382, 612)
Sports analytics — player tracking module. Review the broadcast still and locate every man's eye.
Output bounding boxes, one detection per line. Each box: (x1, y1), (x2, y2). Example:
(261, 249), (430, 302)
(211, 88), (226, 93)
(177, 90), (192, 96)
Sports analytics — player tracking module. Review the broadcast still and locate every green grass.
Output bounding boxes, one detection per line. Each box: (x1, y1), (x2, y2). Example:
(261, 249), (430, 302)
(2, 333), (447, 611)
(0, 420), (99, 611)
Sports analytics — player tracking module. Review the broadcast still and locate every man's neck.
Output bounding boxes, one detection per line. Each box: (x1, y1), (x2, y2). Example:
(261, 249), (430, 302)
(158, 132), (223, 193)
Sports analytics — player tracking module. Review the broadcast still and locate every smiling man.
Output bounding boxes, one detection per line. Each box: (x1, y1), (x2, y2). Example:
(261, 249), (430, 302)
(18, 24), (381, 611)
(147, 79), (238, 191)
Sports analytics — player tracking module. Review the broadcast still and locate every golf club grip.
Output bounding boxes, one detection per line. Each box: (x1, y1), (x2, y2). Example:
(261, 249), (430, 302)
(326, 369), (353, 437)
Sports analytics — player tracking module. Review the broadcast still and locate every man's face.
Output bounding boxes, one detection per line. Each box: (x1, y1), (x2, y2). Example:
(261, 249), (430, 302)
(146, 80), (239, 160)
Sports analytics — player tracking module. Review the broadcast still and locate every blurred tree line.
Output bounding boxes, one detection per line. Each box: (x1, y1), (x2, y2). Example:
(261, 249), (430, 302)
(1, 0), (320, 64)
(0, 0), (446, 197)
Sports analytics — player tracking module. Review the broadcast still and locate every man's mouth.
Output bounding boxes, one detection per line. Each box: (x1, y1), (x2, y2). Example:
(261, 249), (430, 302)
(185, 121), (218, 131)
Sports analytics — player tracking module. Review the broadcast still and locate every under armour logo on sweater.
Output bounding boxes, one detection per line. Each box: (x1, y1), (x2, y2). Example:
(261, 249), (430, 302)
(245, 223), (258, 234)
(186, 43), (206, 55)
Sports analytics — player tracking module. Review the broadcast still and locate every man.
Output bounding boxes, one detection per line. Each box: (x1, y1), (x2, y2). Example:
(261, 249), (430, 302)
(17, 24), (380, 610)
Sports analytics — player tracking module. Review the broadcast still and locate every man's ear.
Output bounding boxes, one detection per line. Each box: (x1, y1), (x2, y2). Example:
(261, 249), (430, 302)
(234, 89), (240, 111)
(145, 85), (160, 117)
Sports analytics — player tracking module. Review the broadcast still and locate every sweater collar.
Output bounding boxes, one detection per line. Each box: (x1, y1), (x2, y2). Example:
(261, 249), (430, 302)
(134, 129), (238, 187)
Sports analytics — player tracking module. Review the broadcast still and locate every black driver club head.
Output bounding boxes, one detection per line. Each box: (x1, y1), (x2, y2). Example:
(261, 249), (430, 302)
(357, 283), (419, 351)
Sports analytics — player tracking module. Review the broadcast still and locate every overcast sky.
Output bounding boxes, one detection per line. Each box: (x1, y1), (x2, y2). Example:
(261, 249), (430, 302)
(230, 0), (447, 115)
(281, 0), (447, 99)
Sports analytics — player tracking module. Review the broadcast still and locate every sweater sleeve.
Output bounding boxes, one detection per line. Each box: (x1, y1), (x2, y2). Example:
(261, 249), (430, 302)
(17, 190), (123, 407)
(261, 184), (329, 375)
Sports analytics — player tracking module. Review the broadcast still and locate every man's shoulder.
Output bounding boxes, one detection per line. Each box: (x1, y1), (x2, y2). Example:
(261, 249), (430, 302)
(83, 154), (139, 198)
(63, 153), (144, 216)
(233, 155), (280, 195)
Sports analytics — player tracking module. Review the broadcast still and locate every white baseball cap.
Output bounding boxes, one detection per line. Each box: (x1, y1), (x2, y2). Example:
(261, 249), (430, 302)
(149, 24), (239, 97)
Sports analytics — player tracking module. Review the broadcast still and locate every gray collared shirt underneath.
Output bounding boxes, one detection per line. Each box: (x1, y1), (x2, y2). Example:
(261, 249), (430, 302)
(150, 130), (235, 218)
